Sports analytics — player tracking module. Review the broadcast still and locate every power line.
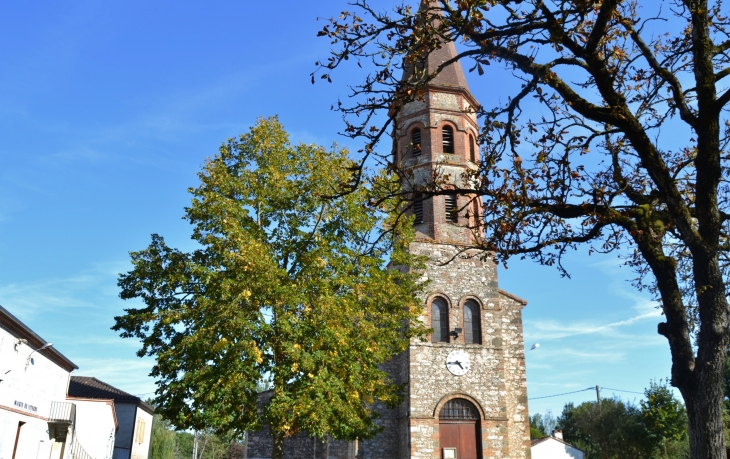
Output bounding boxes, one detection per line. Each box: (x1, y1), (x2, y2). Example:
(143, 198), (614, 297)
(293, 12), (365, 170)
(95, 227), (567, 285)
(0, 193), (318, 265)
(528, 386), (645, 401)
(601, 387), (643, 395)
(528, 387), (594, 400)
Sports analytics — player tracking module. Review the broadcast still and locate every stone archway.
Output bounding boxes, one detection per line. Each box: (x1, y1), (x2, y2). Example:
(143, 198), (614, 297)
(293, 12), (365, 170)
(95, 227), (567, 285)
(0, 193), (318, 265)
(438, 398), (481, 459)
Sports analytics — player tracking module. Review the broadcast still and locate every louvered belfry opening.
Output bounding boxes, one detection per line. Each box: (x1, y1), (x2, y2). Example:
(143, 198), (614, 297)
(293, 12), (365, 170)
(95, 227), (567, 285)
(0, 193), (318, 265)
(440, 398), (479, 420)
(445, 195), (458, 222)
(431, 298), (449, 343)
(413, 194), (424, 224)
(411, 129), (422, 156)
(469, 134), (476, 162)
(442, 126), (454, 153)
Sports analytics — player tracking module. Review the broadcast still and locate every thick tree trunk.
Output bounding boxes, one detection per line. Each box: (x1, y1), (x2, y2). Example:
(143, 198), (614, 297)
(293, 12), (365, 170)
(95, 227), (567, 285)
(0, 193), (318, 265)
(642, 242), (728, 458)
(684, 344), (727, 458)
(681, 254), (728, 458)
(272, 429), (285, 459)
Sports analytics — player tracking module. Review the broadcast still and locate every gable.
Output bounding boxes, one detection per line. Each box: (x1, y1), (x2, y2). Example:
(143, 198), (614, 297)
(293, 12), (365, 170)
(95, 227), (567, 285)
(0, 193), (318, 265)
(532, 437), (584, 459)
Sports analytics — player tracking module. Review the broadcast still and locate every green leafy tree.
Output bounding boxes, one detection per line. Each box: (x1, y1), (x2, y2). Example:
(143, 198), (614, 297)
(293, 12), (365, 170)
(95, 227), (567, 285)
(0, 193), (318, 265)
(174, 431), (193, 459)
(529, 413), (547, 439)
(150, 413), (176, 459)
(113, 117), (427, 459)
(316, 1), (730, 455)
(559, 398), (652, 459)
(530, 411), (557, 439)
(641, 379), (688, 458)
(558, 402), (600, 459)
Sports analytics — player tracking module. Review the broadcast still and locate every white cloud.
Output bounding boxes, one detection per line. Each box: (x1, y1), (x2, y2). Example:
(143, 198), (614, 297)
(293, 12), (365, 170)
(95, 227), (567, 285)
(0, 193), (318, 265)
(526, 308), (661, 341)
(0, 261), (128, 320)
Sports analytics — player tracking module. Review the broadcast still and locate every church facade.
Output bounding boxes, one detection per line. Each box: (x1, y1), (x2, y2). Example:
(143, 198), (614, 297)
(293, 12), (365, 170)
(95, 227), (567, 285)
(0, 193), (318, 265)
(246, 39), (530, 459)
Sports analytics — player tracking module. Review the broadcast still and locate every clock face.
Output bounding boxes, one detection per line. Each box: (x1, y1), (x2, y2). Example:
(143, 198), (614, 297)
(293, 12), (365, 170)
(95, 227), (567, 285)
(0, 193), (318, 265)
(445, 349), (471, 376)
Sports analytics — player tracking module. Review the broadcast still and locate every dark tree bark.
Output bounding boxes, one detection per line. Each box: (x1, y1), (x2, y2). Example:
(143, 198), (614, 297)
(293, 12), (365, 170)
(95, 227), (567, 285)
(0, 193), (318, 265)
(271, 429), (285, 459)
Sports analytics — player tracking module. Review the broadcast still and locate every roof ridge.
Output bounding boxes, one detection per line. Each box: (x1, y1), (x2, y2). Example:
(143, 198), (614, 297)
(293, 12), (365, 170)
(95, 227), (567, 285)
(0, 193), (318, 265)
(69, 375), (141, 403)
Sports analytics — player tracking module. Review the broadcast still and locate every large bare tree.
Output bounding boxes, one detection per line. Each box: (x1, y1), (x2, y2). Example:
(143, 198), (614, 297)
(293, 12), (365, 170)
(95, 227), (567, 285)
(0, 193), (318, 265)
(314, 0), (730, 457)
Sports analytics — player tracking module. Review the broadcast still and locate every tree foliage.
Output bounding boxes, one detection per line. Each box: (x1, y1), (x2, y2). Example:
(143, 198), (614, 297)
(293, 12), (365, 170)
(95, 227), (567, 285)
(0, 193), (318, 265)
(560, 398), (653, 459)
(529, 414), (547, 439)
(150, 414), (176, 459)
(529, 410), (557, 439)
(557, 402), (602, 459)
(113, 117), (428, 459)
(641, 379), (689, 453)
(551, 381), (688, 459)
(316, 0), (730, 456)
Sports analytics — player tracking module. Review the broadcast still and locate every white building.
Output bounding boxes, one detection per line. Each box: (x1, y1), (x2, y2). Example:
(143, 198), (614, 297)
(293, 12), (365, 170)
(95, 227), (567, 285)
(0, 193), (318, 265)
(531, 430), (585, 459)
(0, 304), (78, 459)
(68, 377), (153, 459)
(69, 398), (117, 459)
(0, 305), (120, 459)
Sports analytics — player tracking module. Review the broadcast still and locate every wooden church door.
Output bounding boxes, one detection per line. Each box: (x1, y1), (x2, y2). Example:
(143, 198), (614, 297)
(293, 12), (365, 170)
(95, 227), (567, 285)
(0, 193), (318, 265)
(439, 399), (480, 459)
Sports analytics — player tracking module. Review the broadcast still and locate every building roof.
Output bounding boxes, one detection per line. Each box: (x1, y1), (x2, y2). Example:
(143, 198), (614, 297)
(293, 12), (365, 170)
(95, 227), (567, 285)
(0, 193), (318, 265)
(400, 2), (478, 105)
(423, 40), (471, 91)
(531, 437), (549, 446)
(69, 376), (155, 414)
(499, 289), (528, 306)
(531, 436), (585, 453)
(0, 304), (78, 372)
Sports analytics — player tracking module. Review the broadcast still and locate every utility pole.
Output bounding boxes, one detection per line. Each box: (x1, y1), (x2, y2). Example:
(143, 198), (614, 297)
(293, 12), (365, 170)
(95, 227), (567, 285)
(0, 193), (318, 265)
(595, 385), (601, 407)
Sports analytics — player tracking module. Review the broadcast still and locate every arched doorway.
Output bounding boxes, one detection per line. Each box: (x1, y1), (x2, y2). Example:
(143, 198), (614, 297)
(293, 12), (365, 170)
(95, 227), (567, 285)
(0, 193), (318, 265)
(439, 398), (480, 459)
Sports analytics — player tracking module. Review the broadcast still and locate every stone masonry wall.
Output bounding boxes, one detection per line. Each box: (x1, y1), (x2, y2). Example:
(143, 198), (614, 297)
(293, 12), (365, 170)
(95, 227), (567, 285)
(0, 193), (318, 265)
(402, 241), (529, 459)
(245, 391), (356, 459)
(246, 422), (355, 459)
(499, 295), (531, 458)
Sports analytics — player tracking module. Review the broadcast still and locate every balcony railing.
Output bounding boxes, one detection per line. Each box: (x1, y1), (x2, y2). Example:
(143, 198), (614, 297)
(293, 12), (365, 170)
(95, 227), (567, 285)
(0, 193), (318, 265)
(48, 401), (75, 443)
(48, 401), (76, 424)
(47, 402), (99, 459)
(69, 440), (95, 459)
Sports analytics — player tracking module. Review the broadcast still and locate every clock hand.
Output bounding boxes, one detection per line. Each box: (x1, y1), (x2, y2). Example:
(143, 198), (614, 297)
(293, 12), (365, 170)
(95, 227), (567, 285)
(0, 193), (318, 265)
(447, 360), (464, 369)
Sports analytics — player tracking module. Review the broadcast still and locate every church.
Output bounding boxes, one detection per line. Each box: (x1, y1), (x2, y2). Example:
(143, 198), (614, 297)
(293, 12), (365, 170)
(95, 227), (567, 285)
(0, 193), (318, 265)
(246, 34), (531, 459)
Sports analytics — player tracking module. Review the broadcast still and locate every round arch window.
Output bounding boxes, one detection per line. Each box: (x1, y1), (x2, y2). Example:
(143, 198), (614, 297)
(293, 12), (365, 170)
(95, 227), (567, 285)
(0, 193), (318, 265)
(439, 398), (479, 420)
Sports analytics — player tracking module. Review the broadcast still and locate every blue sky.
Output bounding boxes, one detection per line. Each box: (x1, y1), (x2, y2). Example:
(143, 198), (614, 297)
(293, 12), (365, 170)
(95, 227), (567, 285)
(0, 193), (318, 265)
(0, 0), (673, 416)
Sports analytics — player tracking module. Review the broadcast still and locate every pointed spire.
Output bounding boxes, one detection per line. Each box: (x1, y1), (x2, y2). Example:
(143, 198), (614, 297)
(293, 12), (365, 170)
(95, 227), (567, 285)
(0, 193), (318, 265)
(425, 41), (471, 91)
(401, 1), (471, 94)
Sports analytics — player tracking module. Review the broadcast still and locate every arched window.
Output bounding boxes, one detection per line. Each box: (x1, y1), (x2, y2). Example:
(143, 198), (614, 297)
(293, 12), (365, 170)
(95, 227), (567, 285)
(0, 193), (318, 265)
(411, 129), (422, 156)
(442, 126), (454, 154)
(469, 134), (476, 162)
(439, 398), (479, 420)
(464, 300), (481, 344)
(431, 298), (449, 343)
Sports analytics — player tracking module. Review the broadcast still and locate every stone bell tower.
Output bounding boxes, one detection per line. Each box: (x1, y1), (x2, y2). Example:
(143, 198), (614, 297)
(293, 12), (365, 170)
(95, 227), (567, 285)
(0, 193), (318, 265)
(358, 34), (532, 459)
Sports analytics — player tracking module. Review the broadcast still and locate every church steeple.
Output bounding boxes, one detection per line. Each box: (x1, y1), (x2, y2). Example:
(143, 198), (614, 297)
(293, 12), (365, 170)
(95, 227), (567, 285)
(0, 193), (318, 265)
(360, 17), (531, 459)
(396, 35), (481, 245)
